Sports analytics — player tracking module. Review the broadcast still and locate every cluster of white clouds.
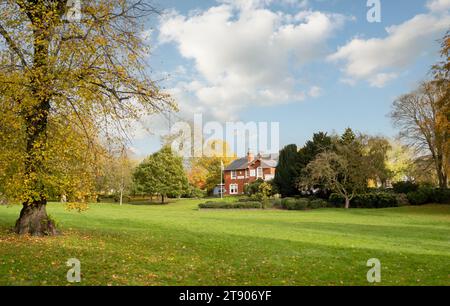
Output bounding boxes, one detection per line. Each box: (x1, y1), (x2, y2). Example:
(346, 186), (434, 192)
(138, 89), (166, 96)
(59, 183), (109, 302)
(154, 0), (450, 121)
(329, 0), (450, 87)
(159, 0), (346, 120)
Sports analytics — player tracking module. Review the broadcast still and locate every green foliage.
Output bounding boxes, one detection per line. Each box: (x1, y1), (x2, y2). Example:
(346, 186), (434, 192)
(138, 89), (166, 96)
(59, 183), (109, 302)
(280, 198), (328, 211)
(364, 136), (393, 186)
(407, 189), (431, 206)
(407, 187), (450, 205)
(352, 193), (398, 208)
(393, 181), (419, 194)
(274, 144), (302, 197)
(133, 147), (189, 203)
(183, 185), (207, 199)
(329, 192), (398, 208)
(431, 189), (450, 204)
(198, 201), (262, 209)
(244, 179), (265, 196)
(298, 132), (333, 167)
(340, 128), (357, 145)
(395, 193), (410, 207)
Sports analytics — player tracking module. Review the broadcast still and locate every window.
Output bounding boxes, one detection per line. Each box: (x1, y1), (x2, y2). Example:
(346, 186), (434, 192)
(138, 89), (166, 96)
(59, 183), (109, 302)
(229, 184), (239, 195)
(231, 171), (237, 179)
(250, 169), (256, 177)
(257, 167), (263, 179)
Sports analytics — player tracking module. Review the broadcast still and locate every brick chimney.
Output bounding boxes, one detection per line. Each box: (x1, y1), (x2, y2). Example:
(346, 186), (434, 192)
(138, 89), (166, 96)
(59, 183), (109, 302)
(247, 149), (254, 162)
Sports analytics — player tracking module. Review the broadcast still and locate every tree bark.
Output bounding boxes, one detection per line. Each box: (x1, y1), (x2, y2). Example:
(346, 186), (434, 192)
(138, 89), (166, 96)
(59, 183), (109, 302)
(14, 200), (58, 236)
(345, 197), (350, 209)
(13, 6), (59, 236)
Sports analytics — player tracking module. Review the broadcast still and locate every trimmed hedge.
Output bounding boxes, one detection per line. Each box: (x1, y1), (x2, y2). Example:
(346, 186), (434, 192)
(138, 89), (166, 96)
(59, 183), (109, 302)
(328, 192), (398, 208)
(407, 187), (450, 205)
(279, 198), (328, 211)
(198, 201), (263, 209)
(393, 181), (419, 194)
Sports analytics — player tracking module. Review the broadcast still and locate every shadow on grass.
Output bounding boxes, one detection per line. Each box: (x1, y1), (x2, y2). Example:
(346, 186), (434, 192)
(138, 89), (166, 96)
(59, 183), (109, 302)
(1, 221), (449, 286)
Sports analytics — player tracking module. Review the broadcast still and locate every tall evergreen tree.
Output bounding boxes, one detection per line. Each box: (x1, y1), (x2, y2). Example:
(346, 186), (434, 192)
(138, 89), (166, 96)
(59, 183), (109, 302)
(340, 128), (357, 145)
(298, 132), (333, 167)
(274, 144), (301, 197)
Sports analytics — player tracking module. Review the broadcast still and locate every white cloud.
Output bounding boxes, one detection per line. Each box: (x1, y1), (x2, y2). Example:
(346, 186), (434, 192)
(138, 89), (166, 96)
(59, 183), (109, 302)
(369, 73), (398, 88)
(329, 4), (450, 87)
(308, 86), (323, 97)
(427, 0), (450, 12)
(159, 3), (345, 119)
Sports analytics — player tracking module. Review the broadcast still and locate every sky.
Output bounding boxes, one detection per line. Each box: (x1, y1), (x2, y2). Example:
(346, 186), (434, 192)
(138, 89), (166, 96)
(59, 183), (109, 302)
(129, 0), (450, 157)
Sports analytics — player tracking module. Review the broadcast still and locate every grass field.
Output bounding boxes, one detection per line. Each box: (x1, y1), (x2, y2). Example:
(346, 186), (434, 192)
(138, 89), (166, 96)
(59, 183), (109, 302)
(0, 199), (449, 286)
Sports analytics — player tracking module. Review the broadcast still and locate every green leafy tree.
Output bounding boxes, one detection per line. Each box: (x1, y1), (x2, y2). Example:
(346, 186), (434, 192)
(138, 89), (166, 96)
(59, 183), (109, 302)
(274, 144), (302, 197)
(133, 147), (189, 204)
(364, 136), (393, 187)
(300, 134), (370, 209)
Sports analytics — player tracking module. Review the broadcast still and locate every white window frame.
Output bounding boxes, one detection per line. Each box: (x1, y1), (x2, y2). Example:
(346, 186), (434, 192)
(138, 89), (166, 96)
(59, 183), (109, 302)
(229, 184), (239, 195)
(257, 167), (263, 179)
(250, 169), (256, 177)
(231, 171), (237, 179)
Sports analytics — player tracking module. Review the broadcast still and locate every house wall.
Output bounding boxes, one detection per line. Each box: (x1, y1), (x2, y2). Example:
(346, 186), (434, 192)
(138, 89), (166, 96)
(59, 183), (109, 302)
(223, 160), (276, 195)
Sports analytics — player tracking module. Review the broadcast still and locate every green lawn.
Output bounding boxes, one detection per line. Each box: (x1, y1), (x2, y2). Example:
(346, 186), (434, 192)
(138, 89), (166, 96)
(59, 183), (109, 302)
(0, 200), (449, 286)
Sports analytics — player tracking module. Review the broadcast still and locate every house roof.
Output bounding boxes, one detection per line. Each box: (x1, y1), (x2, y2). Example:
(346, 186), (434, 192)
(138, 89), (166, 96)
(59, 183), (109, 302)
(225, 154), (279, 171)
(225, 158), (249, 171)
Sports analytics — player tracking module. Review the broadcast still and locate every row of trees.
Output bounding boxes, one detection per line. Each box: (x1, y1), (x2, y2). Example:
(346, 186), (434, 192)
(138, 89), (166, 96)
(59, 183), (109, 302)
(273, 32), (449, 207)
(273, 129), (393, 208)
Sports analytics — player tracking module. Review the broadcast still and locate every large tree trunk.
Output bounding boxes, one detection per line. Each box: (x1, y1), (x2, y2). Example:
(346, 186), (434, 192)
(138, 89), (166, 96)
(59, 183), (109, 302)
(14, 9), (58, 236)
(14, 200), (58, 236)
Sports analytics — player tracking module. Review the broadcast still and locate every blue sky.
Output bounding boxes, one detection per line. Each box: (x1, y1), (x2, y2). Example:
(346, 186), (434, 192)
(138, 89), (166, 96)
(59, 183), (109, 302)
(130, 0), (450, 157)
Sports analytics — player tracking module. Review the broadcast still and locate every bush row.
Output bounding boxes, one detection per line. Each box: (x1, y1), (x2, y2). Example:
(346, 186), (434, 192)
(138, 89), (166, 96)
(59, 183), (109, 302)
(198, 201), (263, 209)
(407, 187), (450, 205)
(272, 198), (329, 211)
(329, 192), (399, 208)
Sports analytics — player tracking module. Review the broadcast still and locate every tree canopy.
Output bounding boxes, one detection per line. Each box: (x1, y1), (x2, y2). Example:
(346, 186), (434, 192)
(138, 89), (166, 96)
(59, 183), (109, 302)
(0, 0), (174, 235)
(133, 147), (189, 203)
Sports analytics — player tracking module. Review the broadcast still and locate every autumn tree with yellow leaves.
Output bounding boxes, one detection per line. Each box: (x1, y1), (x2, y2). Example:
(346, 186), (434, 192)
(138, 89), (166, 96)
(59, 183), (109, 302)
(0, 0), (174, 236)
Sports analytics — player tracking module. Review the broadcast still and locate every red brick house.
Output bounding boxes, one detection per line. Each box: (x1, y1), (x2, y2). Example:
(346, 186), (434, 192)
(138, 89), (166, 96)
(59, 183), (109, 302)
(223, 151), (278, 196)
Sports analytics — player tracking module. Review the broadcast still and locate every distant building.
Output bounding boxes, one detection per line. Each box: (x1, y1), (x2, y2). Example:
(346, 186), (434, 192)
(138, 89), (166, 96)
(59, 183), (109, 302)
(223, 151), (278, 196)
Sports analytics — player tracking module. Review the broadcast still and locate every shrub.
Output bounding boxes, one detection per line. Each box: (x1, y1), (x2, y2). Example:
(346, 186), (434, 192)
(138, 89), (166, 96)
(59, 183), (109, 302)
(328, 192), (398, 208)
(407, 186), (433, 205)
(279, 198), (328, 210)
(395, 193), (410, 206)
(354, 192), (398, 208)
(430, 189), (450, 204)
(407, 190), (430, 205)
(407, 187), (450, 205)
(244, 179), (265, 196)
(281, 198), (309, 210)
(328, 193), (345, 207)
(393, 181), (419, 194)
(198, 201), (262, 209)
(183, 185), (206, 198)
(271, 198), (282, 209)
(309, 198), (329, 209)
